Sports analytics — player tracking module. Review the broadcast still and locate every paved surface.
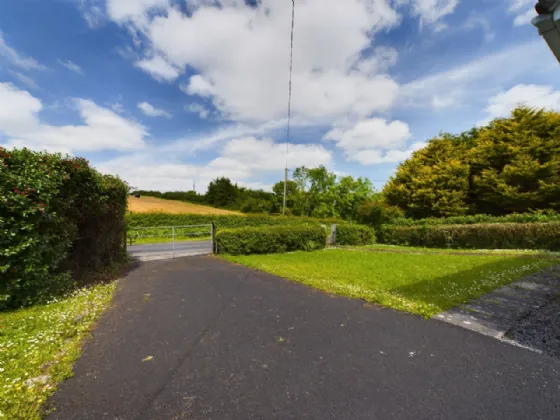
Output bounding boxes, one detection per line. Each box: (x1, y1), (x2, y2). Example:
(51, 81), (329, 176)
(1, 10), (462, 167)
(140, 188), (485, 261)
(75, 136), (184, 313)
(128, 240), (212, 261)
(47, 256), (560, 420)
(436, 266), (560, 354)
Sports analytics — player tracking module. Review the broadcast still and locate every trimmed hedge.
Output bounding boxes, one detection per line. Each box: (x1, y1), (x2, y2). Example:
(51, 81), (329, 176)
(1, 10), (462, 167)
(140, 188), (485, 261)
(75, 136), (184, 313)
(1, 148), (128, 309)
(127, 212), (341, 230)
(378, 222), (560, 251)
(216, 225), (327, 255)
(336, 224), (376, 246)
(389, 212), (560, 227)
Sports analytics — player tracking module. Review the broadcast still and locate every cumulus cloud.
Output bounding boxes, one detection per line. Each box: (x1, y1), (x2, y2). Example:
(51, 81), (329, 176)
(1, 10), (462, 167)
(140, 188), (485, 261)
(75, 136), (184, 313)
(324, 118), (418, 165)
(480, 84), (560, 124)
(134, 55), (181, 82)
(98, 136), (331, 192)
(0, 33), (47, 71)
(137, 101), (172, 118)
(0, 83), (147, 153)
(58, 59), (84, 74)
(117, 0), (401, 122)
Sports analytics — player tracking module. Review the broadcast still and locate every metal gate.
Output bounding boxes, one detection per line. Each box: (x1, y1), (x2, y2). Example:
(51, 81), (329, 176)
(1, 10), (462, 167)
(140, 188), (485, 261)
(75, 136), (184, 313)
(126, 224), (214, 261)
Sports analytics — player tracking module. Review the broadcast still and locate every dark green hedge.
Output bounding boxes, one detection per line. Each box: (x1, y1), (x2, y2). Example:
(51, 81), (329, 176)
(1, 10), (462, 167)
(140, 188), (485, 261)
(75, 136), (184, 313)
(127, 212), (340, 230)
(216, 225), (327, 255)
(0, 148), (128, 309)
(336, 224), (376, 246)
(389, 212), (560, 226)
(378, 223), (560, 251)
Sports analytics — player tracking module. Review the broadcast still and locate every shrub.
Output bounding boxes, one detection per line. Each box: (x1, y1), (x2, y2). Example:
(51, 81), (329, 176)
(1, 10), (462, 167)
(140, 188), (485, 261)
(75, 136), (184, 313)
(0, 148), (128, 309)
(336, 224), (376, 246)
(378, 222), (560, 251)
(216, 225), (327, 255)
(389, 211), (560, 227)
(357, 200), (404, 230)
(126, 212), (341, 230)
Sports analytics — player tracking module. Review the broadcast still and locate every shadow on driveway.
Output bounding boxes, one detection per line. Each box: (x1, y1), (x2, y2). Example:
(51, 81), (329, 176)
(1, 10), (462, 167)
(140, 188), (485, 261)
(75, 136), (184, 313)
(47, 256), (560, 420)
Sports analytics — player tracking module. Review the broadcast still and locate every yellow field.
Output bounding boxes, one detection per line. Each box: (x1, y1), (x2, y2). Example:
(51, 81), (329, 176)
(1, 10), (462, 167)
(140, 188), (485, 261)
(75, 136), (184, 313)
(128, 196), (241, 215)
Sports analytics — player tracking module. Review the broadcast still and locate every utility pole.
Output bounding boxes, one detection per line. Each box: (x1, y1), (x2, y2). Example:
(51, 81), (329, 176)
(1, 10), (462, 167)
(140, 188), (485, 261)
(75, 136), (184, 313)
(283, 167), (288, 215)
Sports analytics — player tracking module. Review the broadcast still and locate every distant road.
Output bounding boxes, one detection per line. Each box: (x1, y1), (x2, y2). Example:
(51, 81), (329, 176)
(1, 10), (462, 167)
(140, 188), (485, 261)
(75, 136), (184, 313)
(128, 240), (213, 261)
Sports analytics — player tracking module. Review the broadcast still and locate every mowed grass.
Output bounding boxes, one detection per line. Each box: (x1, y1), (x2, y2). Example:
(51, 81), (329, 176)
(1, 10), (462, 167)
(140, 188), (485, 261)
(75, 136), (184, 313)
(128, 196), (240, 215)
(223, 250), (558, 317)
(0, 283), (117, 419)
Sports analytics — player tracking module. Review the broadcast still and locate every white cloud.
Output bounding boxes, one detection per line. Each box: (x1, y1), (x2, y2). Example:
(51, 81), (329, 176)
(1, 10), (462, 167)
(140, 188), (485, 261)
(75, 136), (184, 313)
(137, 101), (172, 118)
(115, 0), (401, 122)
(186, 103), (209, 119)
(58, 59), (84, 74)
(213, 136), (332, 172)
(399, 0), (460, 27)
(0, 83), (147, 153)
(0, 33), (47, 71)
(106, 0), (169, 23)
(324, 118), (411, 152)
(513, 9), (535, 26)
(134, 55), (181, 82)
(98, 136), (330, 192)
(481, 84), (560, 123)
(324, 117), (418, 166)
(399, 41), (557, 110)
(348, 142), (426, 165)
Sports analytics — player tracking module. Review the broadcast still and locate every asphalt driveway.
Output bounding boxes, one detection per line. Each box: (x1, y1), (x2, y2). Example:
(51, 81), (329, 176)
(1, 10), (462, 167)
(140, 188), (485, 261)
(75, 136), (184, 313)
(47, 256), (560, 420)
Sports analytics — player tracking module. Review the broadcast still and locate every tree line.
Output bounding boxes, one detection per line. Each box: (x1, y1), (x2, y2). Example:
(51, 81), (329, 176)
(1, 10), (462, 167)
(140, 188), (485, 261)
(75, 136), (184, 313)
(134, 166), (380, 221)
(135, 106), (560, 225)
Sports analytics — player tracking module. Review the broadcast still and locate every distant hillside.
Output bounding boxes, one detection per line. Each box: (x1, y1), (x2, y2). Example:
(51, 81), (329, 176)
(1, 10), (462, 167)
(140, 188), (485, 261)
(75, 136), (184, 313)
(128, 196), (242, 215)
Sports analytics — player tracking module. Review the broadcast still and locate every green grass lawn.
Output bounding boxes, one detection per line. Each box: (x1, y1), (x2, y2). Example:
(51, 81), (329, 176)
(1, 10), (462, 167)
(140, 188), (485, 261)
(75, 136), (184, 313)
(346, 244), (560, 257)
(223, 250), (559, 317)
(0, 283), (117, 419)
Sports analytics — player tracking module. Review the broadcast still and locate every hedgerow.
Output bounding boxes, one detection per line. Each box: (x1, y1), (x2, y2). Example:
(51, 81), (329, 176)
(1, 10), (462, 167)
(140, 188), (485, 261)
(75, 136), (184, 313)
(378, 222), (560, 251)
(216, 225), (327, 255)
(388, 212), (560, 227)
(0, 148), (128, 309)
(336, 225), (376, 246)
(126, 212), (340, 230)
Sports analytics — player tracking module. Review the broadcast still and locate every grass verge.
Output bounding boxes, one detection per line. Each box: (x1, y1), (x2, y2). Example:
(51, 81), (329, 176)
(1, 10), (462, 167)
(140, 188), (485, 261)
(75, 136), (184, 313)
(223, 250), (558, 317)
(0, 282), (117, 419)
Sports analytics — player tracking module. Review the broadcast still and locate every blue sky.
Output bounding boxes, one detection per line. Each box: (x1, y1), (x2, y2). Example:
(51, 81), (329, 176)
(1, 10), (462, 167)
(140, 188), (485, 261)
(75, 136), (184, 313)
(0, 0), (559, 192)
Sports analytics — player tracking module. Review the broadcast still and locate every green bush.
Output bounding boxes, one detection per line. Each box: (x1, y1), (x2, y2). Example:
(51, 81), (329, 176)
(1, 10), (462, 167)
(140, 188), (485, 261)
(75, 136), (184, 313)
(0, 148), (128, 309)
(389, 211), (560, 227)
(216, 225), (327, 255)
(336, 224), (376, 246)
(126, 212), (340, 230)
(378, 222), (560, 251)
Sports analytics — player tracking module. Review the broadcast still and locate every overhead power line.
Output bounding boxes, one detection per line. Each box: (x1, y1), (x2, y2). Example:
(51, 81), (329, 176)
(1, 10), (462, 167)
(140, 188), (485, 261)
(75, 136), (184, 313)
(283, 0), (295, 216)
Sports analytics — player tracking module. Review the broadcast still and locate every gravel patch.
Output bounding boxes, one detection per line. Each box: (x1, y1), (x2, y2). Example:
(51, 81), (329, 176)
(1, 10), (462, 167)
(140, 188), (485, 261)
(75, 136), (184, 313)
(506, 297), (560, 359)
(436, 265), (560, 357)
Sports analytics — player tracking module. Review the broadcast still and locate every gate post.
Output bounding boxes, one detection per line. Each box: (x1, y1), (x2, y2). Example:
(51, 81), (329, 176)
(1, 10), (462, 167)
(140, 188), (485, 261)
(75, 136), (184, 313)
(172, 226), (175, 259)
(211, 222), (216, 254)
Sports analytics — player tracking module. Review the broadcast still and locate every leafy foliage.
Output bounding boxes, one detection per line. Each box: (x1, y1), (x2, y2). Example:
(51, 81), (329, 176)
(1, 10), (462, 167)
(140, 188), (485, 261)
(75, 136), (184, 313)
(384, 107), (560, 218)
(388, 211), (560, 226)
(378, 222), (560, 251)
(0, 148), (128, 309)
(216, 225), (327, 255)
(335, 225), (376, 246)
(357, 199), (404, 231)
(126, 212), (341, 230)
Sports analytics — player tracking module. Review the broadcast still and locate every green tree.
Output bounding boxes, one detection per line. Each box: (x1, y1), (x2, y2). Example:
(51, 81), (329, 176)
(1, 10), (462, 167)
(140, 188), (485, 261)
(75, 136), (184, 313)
(205, 177), (239, 208)
(334, 176), (377, 220)
(383, 107), (560, 218)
